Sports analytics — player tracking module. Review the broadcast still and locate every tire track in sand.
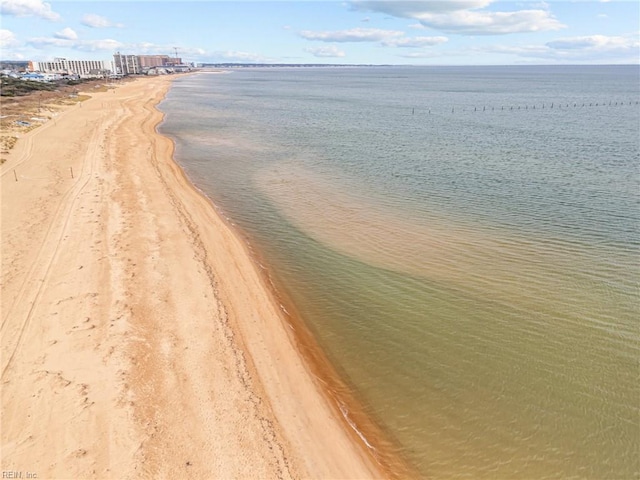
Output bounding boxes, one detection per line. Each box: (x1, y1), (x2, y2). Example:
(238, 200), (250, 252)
(1, 111), (114, 378)
(0, 103), (82, 178)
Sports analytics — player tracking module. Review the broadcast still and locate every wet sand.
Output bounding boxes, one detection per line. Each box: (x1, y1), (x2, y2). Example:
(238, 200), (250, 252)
(1, 75), (392, 479)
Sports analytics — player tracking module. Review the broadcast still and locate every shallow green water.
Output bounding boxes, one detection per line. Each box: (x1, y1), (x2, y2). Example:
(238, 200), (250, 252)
(160, 66), (639, 479)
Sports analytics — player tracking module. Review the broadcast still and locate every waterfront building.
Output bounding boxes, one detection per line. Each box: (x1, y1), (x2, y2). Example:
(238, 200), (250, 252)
(138, 55), (172, 68)
(29, 58), (114, 78)
(113, 52), (141, 75)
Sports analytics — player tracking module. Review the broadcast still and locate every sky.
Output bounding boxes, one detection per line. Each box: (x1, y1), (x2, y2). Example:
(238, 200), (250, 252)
(1, 0), (639, 65)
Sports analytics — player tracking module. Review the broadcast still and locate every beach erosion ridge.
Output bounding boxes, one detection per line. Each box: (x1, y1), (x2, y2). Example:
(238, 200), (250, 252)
(0, 74), (413, 479)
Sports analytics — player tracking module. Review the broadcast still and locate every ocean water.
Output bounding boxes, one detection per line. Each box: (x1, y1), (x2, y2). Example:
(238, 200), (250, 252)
(158, 66), (640, 479)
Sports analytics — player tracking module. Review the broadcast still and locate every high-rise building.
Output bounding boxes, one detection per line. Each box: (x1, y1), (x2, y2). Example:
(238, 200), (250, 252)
(29, 58), (114, 77)
(138, 55), (171, 68)
(113, 52), (141, 75)
(113, 53), (186, 74)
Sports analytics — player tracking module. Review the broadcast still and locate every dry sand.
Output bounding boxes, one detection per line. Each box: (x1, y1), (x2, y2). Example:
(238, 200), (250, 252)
(1, 76), (392, 479)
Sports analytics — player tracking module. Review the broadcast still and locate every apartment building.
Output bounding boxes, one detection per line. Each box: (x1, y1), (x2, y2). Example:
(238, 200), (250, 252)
(138, 55), (170, 68)
(130, 54), (184, 69)
(113, 52), (141, 75)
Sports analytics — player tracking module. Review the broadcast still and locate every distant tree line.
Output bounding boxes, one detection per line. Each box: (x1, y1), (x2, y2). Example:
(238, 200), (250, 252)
(0, 60), (29, 70)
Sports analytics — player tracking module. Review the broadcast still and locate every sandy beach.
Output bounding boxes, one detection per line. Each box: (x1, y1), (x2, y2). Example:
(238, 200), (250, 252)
(1, 76), (392, 479)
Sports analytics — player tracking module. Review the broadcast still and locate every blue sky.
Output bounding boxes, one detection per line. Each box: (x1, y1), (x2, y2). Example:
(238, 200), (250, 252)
(1, 1), (638, 65)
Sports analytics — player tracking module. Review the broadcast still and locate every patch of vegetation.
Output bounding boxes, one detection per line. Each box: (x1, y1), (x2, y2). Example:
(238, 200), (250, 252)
(1, 135), (18, 165)
(0, 77), (57, 97)
(1, 135), (18, 152)
(0, 76), (102, 97)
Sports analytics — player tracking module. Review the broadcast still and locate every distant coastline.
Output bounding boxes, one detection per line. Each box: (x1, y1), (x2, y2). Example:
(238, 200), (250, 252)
(197, 62), (640, 68)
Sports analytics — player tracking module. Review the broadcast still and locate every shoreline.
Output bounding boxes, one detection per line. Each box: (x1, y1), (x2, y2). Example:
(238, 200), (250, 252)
(183, 178), (415, 478)
(1, 75), (412, 478)
(160, 125), (414, 477)
(158, 76), (417, 478)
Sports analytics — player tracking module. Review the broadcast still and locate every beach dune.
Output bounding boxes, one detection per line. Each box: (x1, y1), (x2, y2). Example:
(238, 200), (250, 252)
(1, 76), (387, 479)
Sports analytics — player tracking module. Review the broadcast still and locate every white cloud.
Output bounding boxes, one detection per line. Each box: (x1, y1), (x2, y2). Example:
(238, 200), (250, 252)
(136, 41), (169, 54)
(416, 9), (565, 35)
(22, 34), (208, 59)
(396, 51), (444, 59)
(82, 39), (123, 51)
(54, 27), (78, 40)
(351, 1), (493, 16)
(134, 43), (208, 58)
(299, 28), (404, 42)
(546, 34), (638, 52)
(349, 0), (565, 35)
(81, 13), (123, 28)
(528, 1), (550, 9)
(481, 33), (640, 62)
(0, 0), (60, 21)
(5, 52), (26, 60)
(26, 36), (70, 48)
(382, 36), (448, 47)
(479, 43), (549, 56)
(299, 28), (448, 51)
(27, 36), (124, 52)
(305, 46), (347, 58)
(0, 29), (20, 49)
